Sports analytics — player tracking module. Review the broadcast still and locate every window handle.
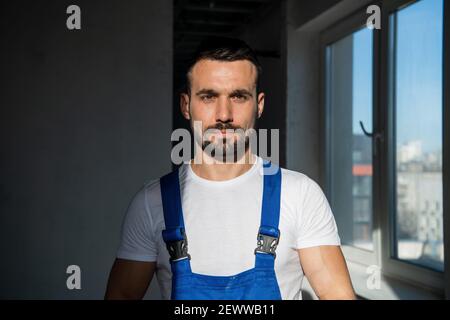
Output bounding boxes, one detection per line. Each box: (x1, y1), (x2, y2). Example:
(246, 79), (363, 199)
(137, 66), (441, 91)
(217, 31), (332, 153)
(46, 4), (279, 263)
(359, 121), (383, 157)
(359, 121), (373, 137)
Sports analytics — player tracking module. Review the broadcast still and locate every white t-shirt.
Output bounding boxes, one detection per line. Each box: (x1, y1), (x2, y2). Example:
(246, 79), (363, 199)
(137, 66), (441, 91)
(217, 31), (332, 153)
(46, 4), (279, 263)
(116, 156), (341, 300)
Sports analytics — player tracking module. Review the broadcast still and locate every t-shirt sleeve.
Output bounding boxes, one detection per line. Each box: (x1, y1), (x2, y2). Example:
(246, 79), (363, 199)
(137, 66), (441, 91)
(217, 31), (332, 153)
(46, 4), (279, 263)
(295, 177), (341, 249)
(116, 185), (158, 262)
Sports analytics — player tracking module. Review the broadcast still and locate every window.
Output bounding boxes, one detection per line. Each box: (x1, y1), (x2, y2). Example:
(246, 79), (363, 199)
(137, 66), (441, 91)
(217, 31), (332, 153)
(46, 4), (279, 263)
(321, 0), (448, 297)
(390, 0), (444, 272)
(326, 28), (374, 251)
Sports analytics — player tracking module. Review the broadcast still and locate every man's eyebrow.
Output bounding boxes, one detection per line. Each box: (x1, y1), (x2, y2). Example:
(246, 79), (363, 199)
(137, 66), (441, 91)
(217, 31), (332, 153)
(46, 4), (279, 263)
(229, 89), (253, 97)
(195, 88), (254, 97)
(195, 89), (219, 96)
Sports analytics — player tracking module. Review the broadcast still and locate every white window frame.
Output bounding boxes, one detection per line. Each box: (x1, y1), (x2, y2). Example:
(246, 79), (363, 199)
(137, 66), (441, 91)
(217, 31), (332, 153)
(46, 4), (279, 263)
(319, 0), (450, 299)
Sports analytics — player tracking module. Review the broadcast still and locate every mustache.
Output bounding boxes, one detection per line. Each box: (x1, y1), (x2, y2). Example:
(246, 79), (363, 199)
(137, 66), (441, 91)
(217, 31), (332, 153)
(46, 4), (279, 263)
(206, 123), (244, 131)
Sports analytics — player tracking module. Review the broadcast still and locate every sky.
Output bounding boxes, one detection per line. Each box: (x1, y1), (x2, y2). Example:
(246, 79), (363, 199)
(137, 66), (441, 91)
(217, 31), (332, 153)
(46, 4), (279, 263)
(351, 0), (443, 154)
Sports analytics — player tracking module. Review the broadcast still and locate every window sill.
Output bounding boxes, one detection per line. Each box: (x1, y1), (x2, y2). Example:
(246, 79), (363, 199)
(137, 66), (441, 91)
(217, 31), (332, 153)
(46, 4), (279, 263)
(346, 260), (444, 300)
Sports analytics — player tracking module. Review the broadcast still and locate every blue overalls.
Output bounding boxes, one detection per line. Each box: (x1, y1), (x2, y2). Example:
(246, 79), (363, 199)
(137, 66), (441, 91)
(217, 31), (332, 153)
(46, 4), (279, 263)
(159, 160), (282, 300)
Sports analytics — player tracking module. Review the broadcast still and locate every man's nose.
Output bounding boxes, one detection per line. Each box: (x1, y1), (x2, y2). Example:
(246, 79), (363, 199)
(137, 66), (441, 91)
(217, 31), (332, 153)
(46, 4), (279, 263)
(216, 96), (233, 123)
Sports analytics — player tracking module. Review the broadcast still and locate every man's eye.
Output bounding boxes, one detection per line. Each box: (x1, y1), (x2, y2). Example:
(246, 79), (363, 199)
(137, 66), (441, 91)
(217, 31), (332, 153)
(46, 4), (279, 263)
(201, 95), (215, 102)
(232, 95), (249, 102)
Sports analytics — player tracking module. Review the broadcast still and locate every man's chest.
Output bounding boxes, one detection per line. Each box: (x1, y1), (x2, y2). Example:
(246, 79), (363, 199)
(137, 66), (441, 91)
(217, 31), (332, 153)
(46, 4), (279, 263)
(153, 202), (299, 277)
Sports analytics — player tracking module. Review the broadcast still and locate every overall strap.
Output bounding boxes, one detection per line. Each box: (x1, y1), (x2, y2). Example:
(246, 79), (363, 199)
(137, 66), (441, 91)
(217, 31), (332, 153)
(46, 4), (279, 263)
(160, 168), (191, 263)
(255, 160), (282, 269)
(260, 160), (281, 229)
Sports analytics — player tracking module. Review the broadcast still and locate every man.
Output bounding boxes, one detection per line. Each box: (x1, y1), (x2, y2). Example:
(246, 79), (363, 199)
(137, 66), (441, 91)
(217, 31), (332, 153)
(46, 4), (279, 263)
(105, 37), (355, 300)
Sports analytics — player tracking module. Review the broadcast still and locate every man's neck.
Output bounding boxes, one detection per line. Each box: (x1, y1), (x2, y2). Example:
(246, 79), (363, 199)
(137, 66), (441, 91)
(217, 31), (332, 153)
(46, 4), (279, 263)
(190, 151), (257, 181)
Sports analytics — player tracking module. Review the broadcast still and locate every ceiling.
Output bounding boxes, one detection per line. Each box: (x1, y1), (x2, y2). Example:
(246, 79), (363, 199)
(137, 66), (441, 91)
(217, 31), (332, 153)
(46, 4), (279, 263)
(173, 0), (279, 89)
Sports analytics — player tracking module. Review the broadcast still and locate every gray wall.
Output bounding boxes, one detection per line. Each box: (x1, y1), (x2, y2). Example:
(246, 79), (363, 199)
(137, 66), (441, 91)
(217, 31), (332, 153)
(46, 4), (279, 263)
(0, 0), (172, 299)
(285, 0), (342, 182)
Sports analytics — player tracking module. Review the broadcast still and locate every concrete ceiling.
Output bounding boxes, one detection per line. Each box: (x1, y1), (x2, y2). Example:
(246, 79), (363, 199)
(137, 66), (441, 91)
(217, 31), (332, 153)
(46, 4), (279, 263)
(173, 0), (279, 88)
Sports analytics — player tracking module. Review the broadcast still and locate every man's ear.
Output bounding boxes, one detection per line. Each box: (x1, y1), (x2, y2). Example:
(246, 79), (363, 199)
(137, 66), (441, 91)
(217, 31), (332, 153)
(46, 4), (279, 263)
(256, 92), (265, 119)
(180, 93), (190, 120)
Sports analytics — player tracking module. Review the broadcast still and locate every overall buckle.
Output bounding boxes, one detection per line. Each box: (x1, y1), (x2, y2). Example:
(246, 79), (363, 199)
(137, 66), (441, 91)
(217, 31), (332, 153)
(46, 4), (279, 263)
(162, 227), (191, 262)
(254, 226), (280, 258)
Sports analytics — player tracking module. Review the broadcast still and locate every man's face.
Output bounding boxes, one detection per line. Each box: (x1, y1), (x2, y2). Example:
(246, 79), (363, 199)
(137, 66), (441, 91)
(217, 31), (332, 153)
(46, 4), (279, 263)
(181, 59), (264, 162)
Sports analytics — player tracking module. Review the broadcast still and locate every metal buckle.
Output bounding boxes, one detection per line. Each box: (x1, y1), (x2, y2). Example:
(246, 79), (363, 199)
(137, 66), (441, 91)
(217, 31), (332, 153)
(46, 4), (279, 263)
(165, 229), (191, 262)
(254, 230), (280, 257)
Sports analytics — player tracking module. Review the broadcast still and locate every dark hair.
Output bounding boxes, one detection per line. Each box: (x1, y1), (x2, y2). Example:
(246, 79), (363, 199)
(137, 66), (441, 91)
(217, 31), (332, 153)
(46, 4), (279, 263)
(184, 36), (262, 95)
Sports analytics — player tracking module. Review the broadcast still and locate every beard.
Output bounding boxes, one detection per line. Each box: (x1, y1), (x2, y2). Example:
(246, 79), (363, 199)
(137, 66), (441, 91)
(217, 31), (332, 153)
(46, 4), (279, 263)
(193, 121), (253, 163)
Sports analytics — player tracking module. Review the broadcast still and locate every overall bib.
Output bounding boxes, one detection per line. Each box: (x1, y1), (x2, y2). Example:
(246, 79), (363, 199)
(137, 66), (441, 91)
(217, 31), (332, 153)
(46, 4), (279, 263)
(159, 160), (282, 300)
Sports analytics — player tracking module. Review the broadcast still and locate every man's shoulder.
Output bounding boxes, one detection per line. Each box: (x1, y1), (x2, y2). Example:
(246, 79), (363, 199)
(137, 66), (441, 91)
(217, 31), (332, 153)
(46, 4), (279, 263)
(141, 167), (178, 191)
(139, 166), (184, 204)
(279, 166), (326, 201)
(143, 178), (161, 192)
(136, 176), (164, 209)
(279, 166), (315, 187)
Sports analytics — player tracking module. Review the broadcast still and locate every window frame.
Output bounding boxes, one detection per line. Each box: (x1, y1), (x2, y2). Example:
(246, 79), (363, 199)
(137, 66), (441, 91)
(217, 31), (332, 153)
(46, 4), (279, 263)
(443, 0), (450, 299)
(320, 3), (382, 277)
(380, 0), (445, 292)
(320, 0), (449, 297)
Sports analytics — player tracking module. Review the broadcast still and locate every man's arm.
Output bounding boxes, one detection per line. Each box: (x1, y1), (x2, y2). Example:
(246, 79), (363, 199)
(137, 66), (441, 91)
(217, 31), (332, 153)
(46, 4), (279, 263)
(298, 245), (356, 300)
(104, 258), (156, 300)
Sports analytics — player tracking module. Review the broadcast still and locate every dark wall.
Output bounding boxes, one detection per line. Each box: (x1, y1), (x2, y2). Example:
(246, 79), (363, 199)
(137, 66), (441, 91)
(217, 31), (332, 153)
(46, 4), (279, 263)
(238, 3), (286, 167)
(0, 0), (172, 299)
(288, 0), (342, 28)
